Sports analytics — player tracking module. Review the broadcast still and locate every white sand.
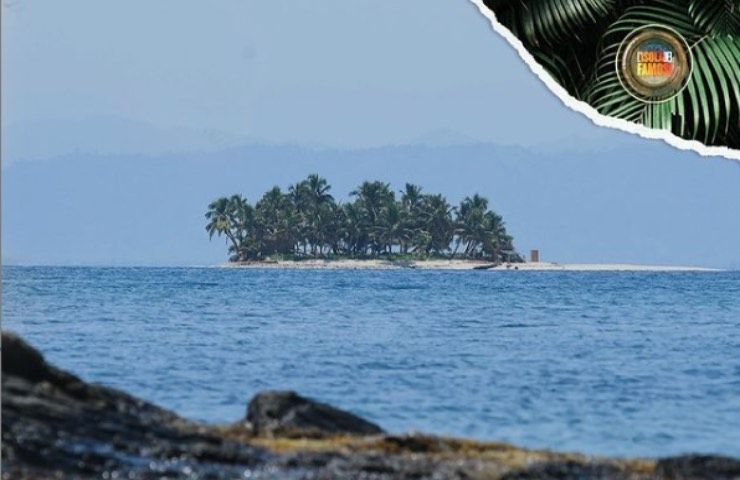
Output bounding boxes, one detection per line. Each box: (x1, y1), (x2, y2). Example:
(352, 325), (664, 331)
(223, 259), (398, 270)
(221, 259), (719, 272)
(491, 262), (719, 272)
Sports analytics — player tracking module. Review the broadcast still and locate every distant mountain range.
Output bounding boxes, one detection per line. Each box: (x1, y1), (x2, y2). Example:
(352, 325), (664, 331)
(2, 122), (739, 268)
(1, 117), (251, 165)
(2, 116), (620, 165)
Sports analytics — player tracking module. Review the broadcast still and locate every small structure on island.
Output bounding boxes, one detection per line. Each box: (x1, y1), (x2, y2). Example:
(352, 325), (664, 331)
(530, 249), (540, 263)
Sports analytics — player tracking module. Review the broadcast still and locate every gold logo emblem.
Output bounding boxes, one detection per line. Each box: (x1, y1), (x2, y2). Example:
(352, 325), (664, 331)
(617, 26), (692, 102)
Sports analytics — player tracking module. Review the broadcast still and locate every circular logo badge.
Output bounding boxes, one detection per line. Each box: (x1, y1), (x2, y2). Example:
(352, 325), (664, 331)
(617, 26), (692, 103)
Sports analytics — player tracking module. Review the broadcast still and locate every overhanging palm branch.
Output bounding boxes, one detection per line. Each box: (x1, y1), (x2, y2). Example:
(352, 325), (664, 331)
(487, 0), (618, 47)
(688, 0), (740, 36)
(586, 1), (702, 123)
(587, 2), (739, 145)
(486, 0), (619, 98)
(481, 0), (740, 148)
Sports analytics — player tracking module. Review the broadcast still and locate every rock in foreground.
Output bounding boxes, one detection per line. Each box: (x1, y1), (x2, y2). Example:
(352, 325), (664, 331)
(3, 331), (740, 479)
(247, 390), (383, 437)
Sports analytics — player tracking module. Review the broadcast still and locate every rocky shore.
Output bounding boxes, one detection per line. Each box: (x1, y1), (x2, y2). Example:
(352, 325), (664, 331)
(3, 332), (739, 479)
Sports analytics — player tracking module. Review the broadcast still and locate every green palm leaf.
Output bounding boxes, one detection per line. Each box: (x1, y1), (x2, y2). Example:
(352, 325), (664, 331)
(532, 46), (592, 98)
(587, 1), (697, 118)
(585, 1), (740, 146)
(681, 35), (740, 144)
(487, 0), (621, 98)
(481, 0), (740, 148)
(486, 0), (618, 47)
(688, 0), (740, 36)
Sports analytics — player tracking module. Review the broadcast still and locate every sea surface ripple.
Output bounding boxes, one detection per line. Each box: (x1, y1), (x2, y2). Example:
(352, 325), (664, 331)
(3, 266), (739, 457)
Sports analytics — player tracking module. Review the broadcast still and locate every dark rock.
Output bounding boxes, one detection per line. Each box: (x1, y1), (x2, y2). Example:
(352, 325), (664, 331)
(2, 332), (49, 382)
(1, 331), (270, 479)
(246, 390), (384, 437)
(1, 332), (96, 401)
(655, 454), (740, 479)
(500, 460), (629, 480)
(4, 331), (740, 480)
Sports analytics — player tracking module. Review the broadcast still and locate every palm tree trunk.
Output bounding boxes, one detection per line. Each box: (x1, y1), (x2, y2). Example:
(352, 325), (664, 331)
(452, 238), (461, 258)
(224, 231), (241, 259)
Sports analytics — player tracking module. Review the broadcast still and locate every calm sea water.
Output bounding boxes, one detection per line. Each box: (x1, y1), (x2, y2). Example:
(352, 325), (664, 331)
(2, 266), (739, 457)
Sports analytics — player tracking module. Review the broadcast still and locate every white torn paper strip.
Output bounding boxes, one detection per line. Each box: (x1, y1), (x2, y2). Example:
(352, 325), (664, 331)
(470, 0), (740, 162)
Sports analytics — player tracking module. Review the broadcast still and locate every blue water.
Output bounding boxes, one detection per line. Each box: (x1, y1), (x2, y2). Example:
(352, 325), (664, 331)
(2, 266), (739, 457)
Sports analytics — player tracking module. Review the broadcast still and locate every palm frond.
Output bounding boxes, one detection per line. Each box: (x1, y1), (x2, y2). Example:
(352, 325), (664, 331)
(481, 0), (740, 148)
(487, 0), (618, 47)
(532, 44), (593, 98)
(688, 0), (740, 37)
(584, 1), (740, 146)
(678, 35), (740, 144)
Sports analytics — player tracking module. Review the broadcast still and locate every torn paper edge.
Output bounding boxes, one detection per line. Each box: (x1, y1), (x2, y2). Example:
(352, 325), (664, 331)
(470, 0), (740, 163)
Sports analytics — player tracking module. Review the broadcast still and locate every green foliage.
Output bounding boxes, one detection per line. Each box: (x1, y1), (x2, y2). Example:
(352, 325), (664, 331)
(484, 0), (740, 148)
(688, 0), (740, 36)
(490, 0), (618, 48)
(205, 175), (518, 263)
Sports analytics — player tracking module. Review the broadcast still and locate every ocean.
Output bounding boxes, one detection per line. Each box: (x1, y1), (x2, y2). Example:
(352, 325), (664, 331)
(3, 266), (739, 457)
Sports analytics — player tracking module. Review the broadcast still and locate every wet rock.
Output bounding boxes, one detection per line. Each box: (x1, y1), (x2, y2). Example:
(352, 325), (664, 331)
(247, 390), (384, 437)
(655, 454), (740, 479)
(1, 332), (269, 479)
(3, 331), (739, 480)
(500, 460), (630, 480)
(2, 331), (50, 382)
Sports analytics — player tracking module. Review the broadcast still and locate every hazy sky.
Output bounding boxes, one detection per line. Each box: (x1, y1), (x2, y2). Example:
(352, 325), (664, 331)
(2, 1), (739, 267)
(2, 0), (600, 149)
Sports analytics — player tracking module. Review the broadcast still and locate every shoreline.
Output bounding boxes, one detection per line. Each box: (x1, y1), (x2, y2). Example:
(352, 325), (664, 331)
(220, 259), (720, 272)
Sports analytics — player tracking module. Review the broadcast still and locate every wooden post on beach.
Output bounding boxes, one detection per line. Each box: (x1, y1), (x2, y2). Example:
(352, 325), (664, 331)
(530, 249), (540, 263)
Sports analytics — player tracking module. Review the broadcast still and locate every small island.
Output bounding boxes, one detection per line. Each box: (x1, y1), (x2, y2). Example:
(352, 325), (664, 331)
(206, 175), (717, 272)
(206, 174), (521, 265)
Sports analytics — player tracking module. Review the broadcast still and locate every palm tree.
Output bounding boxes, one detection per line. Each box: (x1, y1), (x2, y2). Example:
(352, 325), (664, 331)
(482, 0), (740, 148)
(321, 202), (346, 255)
(351, 181), (394, 254)
(205, 195), (257, 262)
(458, 208), (486, 257)
(205, 197), (235, 244)
(205, 196), (243, 260)
(418, 194), (454, 255)
(289, 181), (312, 255)
(255, 187), (298, 256)
(400, 184), (423, 253)
(207, 177), (520, 263)
(351, 181), (393, 219)
(458, 194), (488, 217)
(290, 174), (335, 256)
(400, 183), (423, 211)
(375, 201), (414, 254)
(455, 194), (491, 257)
(228, 195), (257, 261)
(305, 174), (334, 204)
(306, 174), (335, 255)
(481, 210), (511, 261)
(451, 194), (514, 261)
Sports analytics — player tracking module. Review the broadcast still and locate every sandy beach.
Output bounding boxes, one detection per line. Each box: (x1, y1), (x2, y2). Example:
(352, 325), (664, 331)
(221, 259), (719, 272)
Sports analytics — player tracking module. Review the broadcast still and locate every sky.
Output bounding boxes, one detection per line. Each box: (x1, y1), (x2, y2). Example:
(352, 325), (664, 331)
(2, 0), (739, 268)
(2, 0), (601, 152)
